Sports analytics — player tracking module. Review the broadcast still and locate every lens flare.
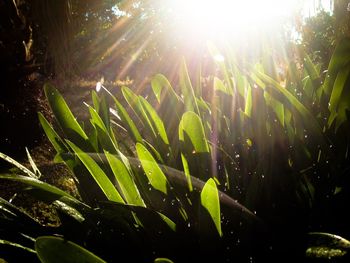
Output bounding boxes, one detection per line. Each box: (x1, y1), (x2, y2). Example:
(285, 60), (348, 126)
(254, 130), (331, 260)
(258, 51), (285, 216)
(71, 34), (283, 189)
(166, 0), (301, 40)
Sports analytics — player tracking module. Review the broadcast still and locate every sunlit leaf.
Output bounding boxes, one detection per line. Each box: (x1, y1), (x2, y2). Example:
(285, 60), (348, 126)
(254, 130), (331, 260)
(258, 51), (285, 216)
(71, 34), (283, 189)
(327, 66), (350, 129)
(67, 141), (125, 203)
(115, 99), (143, 143)
(88, 105), (118, 153)
(264, 91), (284, 126)
(200, 178), (222, 237)
(44, 84), (89, 149)
(180, 59), (199, 114)
(244, 83), (253, 118)
(136, 143), (168, 194)
(25, 148), (42, 178)
(0, 239), (36, 254)
(139, 97), (169, 145)
(98, 86), (143, 143)
(105, 152), (145, 207)
(158, 212), (176, 232)
(214, 77), (232, 95)
(0, 152), (37, 179)
(181, 153), (193, 192)
(0, 174), (76, 201)
(208, 42), (233, 92)
(323, 38), (350, 96)
(303, 52), (320, 81)
(154, 258), (174, 263)
(151, 74), (180, 103)
(179, 111), (209, 153)
(255, 71), (325, 145)
(122, 87), (158, 138)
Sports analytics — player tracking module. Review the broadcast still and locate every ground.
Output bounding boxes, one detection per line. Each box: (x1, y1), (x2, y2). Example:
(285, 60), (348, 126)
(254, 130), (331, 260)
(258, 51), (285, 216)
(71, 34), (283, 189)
(0, 78), (133, 226)
(0, 79), (100, 225)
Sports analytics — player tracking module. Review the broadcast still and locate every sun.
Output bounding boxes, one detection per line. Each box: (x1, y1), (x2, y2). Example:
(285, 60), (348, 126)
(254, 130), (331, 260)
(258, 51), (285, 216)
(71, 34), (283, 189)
(165, 0), (301, 41)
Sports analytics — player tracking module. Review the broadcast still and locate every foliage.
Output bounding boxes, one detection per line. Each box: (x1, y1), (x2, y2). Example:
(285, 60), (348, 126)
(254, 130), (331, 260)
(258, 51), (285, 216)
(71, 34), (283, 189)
(302, 10), (337, 65)
(1, 38), (350, 262)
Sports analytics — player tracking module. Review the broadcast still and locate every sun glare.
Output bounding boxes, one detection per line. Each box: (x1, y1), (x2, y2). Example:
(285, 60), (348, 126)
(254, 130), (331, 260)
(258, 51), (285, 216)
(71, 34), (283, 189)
(166, 0), (301, 40)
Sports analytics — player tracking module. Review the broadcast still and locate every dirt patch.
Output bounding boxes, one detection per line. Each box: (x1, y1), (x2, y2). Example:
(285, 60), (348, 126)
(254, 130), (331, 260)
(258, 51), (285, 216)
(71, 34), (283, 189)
(0, 78), (133, 225)
(0, 137), (78, 226)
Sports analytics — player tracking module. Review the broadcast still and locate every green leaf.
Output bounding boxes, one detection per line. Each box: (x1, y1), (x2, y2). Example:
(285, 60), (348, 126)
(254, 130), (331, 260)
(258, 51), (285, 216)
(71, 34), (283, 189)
(151, 74), (179, 103)
(306, 232), (350, 259)
(44, 84), (89, 148)
(303, 52), (320, 81)
(214, 77), (232, 95)
(115, 99), (143, 143)
(244, 83), (253, 118)
(327, 66), (350, 129)
(154, 258), (174, 263)
(122, 86), (138, 105)
(323, 38), (350, 96)
(91, 90), (110, 131)
(35, 236), (106, 263)
(101, 87), (143, 143)
(25, 147), (42, 178)
(67, 141), (124, 203)
(136, 143), (168, 194)
(179, 111), (209, 153)
(0, 239), (36, 254)
(181, 153), (193, 192)
(179, 59), (199, 114)
(0, 152), (37, 179)
(122, 86), (157, 137)
(264, 91), (284, 126)
(138, 97), (169, 145)
(0, 174), (76, 201)
(38, 112), (69, 163)
(122, 86), (143, 119)
(158, 212), (176, 232)
(200, 178), (222, 237)
(88, 105), (118, 153)
(208, 42), (233, 92)
(105, 152), (145, 207)
(255, 71), (324, 144)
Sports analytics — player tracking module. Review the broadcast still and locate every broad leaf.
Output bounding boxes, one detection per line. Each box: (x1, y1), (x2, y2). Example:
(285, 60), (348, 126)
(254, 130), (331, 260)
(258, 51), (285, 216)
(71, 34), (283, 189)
(179, 59), (199, 114)
(0, 174), (76, 201)
(67, 141), (124, 203)
(139, 97), (169, 145)
(200, 178), (222, 237)
(136, 143), (168, 194)
(105, 152), (145, 206)
(35, 236), (106, 263)
(44, 84), (89, 149)
(0, 152), (37, 178)
(179, 111), (209, 153)
(38, 112), (70, 164)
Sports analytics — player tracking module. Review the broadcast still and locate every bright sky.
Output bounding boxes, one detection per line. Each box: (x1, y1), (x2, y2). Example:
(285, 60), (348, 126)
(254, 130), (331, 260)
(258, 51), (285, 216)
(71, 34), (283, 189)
(302, 0), (333, 17)
(167, 0), (300, 39)
(164, 0), (334, 42)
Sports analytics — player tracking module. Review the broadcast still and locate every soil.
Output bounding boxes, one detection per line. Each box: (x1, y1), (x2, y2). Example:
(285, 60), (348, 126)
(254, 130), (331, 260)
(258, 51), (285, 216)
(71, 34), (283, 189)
(0, 78), (134, 227)
(0, 79), (109, 225)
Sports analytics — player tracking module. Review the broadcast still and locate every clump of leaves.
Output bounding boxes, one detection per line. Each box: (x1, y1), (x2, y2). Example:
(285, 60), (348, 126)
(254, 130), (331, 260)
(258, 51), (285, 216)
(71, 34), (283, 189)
(1, 38), (350, 262)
